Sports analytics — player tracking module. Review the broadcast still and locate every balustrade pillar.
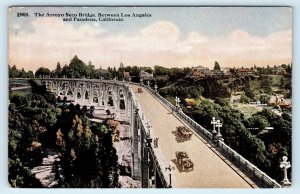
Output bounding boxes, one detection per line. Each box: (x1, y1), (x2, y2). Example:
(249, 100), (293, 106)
(89, 83), (93, 104)
(132, 107), (141, 180)
(74, 86), (78, 104)
(56, 83), (60, 96)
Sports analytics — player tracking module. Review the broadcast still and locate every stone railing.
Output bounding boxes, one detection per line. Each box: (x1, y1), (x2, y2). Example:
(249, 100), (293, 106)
(129, 86), (178, 188)
(11, 78), (128, 86)
(218, 141), (281, 188)
(140, 83), (281, 188)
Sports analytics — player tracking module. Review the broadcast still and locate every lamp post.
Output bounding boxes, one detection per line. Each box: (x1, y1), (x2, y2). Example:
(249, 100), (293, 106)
(165, 162), (175, 188)
(175, 96), (181, 111)
(146, 122), (151, 137)
(211, 117), (218, 134)
(280, 156), (291, 187)
(140, 78), (143, 85)
(216, 120), (223, 143)
(175, 96), (180, 107)
(154, 85), (158, 93)
(211, 117), (218, 143)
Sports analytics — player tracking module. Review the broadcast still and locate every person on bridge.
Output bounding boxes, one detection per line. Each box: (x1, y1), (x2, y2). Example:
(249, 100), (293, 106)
(154, 137), (159, 148)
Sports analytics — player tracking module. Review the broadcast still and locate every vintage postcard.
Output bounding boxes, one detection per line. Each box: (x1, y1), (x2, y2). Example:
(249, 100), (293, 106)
(8, 6), (292, 188)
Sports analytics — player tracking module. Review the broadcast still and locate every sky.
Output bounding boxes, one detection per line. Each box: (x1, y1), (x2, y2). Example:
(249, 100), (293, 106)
(8, 6), (292, 71)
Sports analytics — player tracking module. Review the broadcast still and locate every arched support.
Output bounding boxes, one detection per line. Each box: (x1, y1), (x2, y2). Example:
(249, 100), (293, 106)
(132, 106), (141, 180)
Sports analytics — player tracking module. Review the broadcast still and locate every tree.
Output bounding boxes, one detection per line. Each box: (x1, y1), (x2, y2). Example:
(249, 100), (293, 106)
(271, 119), (292, 149)
(266, 65), (273, 74)
(81, 105), (88, 117)
(8, 157), (42, 187)
(286, 64), (291, 74)
(18, 68), (28, 78)
(214, 61), (221, 71)
(282, 112), (292, 122)
(8, 86), (62, 187)
(214, 97), (229, 107)
(69, 55), (87, 78)
(260, 94), (271, 104)
(89, 106), (95, 116)
(86, 61), (95, 78)
(130, 66), (140, 76)
(57, 114), (119, 188)
(27, 71), (34, 78)
(154, 65), (170, 75)
(200, 78), (230, 98)
(186, 100), (221, 128)
(35, 67), (51, 77)
(185, 98), (196, 107)
(54, 62), (62, 78)
(9, 65), (20, 78)
(112, 67), (117, 78)
(260, 76), (273, 95)
(117, 63), (125, 80)
(245, 115), (269, 130)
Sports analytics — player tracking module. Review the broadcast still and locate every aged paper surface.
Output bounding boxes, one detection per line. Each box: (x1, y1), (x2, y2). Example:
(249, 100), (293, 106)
(8, 6), (292, 188)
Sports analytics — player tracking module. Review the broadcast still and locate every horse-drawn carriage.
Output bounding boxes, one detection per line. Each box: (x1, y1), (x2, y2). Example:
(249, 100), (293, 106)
(175, 151), (194, 171)
(176, 126), (193, 140)
(138, 87), (143, 93)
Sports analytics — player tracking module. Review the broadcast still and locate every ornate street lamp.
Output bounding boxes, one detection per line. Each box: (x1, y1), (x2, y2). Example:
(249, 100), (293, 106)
(216, 120), (224, 143)
(280, 156), (291, 187)
(211, 117), (218, 134)
(175, 96), (181, 112)
(165, 162), (175, 188)
(175, 96), (179, 107)
(154, 85), (158, 93)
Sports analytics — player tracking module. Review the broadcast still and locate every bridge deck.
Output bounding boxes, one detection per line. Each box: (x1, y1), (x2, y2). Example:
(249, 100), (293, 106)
(131, 84), (253, 188)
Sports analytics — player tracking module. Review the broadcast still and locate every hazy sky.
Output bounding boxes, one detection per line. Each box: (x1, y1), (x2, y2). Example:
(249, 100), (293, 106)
(8, 7), (292, 71)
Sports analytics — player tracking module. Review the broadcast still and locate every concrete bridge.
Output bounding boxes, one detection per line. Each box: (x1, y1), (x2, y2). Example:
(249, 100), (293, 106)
(10, 78), (281, 188)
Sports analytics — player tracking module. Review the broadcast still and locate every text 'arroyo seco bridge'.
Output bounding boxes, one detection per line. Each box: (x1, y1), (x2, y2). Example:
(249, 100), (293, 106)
(10, 78), (282, 188)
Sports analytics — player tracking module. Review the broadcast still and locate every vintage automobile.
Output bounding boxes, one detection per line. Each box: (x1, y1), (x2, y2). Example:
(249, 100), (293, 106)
(176, 126), (193, 140)
(138, 87), (143, 93)
(175, 151), (194, 171)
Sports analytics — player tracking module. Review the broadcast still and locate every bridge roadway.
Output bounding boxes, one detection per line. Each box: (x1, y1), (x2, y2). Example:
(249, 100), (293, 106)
(130, 84), (252, 188)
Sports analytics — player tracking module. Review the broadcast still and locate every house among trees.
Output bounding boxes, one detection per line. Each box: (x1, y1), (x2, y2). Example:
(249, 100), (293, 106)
(139, 70), (153, 80)
(236, 67), (254, 77)
(189, 66), (211, 79)
(221, 67), (233, 79)
(213, 67), (233, 79)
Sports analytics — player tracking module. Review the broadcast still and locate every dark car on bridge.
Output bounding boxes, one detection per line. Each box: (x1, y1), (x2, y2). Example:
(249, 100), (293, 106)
(176, 126), (193, 141)
(175, 151), (194, 171)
